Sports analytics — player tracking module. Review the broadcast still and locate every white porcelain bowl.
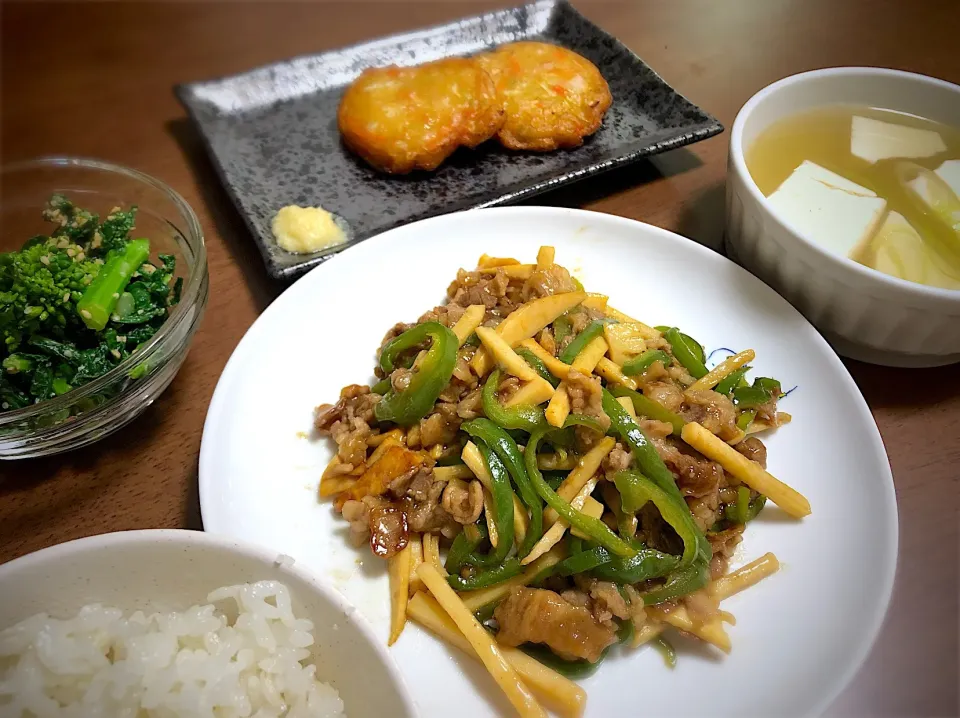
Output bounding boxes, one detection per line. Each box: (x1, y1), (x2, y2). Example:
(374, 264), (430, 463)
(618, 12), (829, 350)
(726, 67), (960, 367)
(0, 530), (416, 717)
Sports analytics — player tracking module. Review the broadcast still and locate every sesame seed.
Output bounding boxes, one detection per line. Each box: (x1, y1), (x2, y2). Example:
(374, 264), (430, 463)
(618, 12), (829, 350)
(63, 293), (70, 303)
(40, 255), (50, 265)
(112, 292), (119, 299)
(111, 349), (121, 359)
(66, 248), (76, 257)
(76, 252), (85, 261)
(80, 309), (92, 319)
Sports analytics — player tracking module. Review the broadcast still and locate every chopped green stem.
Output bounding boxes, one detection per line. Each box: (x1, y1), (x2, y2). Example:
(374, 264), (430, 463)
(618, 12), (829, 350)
(77, 238), (150, 331)
(2, 354), (33, 374)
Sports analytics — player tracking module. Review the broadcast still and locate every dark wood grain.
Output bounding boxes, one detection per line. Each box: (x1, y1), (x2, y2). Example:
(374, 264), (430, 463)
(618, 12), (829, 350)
(1, 2), (957, 715)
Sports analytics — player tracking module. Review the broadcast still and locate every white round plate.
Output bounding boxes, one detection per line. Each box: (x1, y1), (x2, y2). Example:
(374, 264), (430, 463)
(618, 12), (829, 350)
(200, 207), (897, 718)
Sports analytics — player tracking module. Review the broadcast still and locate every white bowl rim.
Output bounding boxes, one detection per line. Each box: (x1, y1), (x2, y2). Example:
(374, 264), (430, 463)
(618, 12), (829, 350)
(0, 528), (417, 716)
(730, 66), (960, 303)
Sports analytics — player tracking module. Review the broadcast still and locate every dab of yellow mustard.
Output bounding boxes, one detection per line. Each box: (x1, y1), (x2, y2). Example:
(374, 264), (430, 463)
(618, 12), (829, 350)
(271, 205), (346, 254)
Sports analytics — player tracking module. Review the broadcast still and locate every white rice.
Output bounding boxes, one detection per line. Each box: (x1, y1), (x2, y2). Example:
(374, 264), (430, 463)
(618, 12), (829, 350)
(0, 581), (345, 718)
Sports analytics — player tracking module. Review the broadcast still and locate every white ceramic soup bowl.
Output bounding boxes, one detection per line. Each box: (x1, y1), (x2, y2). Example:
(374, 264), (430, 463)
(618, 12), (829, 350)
(0, 529), (417, 717)
(726, 67), (960, 367)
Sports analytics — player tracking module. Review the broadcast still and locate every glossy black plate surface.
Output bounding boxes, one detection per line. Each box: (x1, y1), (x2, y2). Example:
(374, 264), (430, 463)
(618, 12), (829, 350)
(177, 0), (722, 279)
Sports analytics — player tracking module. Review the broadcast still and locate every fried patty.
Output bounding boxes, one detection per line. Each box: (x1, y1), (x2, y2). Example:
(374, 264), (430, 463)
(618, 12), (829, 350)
(337, 57), (505, 174)
(478, 42), (612, 151)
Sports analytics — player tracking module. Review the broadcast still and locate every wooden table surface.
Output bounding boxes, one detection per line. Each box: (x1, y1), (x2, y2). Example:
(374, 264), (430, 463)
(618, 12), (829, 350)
(2, 1), (957, 715)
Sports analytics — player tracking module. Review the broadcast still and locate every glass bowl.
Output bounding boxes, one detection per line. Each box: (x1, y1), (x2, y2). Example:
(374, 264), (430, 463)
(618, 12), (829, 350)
(0, 157), (208, 458)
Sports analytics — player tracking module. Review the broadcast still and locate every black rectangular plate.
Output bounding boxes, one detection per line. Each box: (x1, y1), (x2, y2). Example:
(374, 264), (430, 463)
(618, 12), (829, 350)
(176, 0), (722, 280)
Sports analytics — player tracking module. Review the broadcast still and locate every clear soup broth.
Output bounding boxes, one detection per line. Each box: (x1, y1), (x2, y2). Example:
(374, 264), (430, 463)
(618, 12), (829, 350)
(747, 105), (960, 290)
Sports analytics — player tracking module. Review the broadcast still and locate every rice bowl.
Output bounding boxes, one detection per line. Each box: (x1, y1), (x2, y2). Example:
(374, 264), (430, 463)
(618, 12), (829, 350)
(0, 530), (415, 718)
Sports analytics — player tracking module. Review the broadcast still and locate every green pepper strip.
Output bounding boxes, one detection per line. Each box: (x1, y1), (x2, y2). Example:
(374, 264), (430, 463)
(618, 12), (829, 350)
(542, 471), (566, 490)
(616, 506), (637, 541)
(602, 389), (684, 499)
(724, 493), (766, 523)
(681, 332), (706, 365)
(461, 418), (543, 558)
(715, 366), (750, 396)
(521, 645), (604, 678)
(590, 544), (681, 584)
(374, 322), (458, 425)
(755, 376), (782, 393)
(481, 368), (549, 433)
(734, 385), (771, 408)
(447, 557), (523, 591)
(555, 545), (612, 576)
(474, 602), (497, 623)
(663, 327), (708, 379)
(371, 377), (391, 395)
(559, 320), (607, 364)
(736, 409), (756, 431)
(553, 315), (573, 347)
(642, 559), (710, 605)
(613, 470), (706, 568)
(603, 391), (712, 564)
(735, 486), (750, 524)
(445, 521), (487, 575)
(562, 413), (608, 435)
(524, 431), (636, 558)
(609, 385), (685, 436)
(517, 348), (560, 388)
(464, 441), (516, 568)
(622, 349), (672, 376)
(745, 494), (767, 521)
(654, 637), (677, 668)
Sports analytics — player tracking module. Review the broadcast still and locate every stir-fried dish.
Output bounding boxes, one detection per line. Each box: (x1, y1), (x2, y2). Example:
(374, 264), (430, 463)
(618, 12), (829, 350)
(315, 247), (810, 717)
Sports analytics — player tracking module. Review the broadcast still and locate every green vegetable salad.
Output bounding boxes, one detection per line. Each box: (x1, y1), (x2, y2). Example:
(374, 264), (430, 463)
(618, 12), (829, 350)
(0, 195), (181, 411)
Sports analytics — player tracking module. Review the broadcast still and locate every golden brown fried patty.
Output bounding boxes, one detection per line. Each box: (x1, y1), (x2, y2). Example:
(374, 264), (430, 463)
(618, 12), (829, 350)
(337, 58), (505, 174)
(478, 42), (612, 151)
